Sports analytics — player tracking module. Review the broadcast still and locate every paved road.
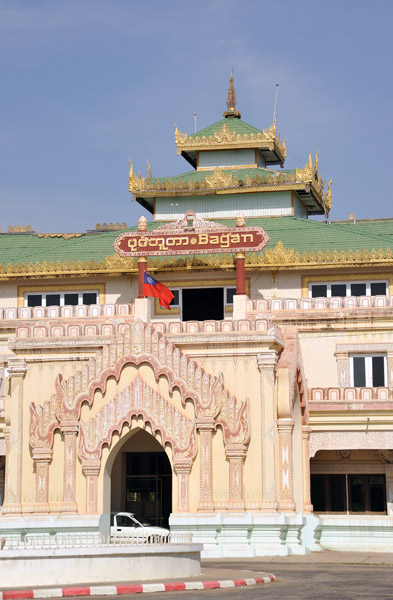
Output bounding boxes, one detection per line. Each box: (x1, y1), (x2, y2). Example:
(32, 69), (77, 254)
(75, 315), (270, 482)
(106, 561), (393, 600)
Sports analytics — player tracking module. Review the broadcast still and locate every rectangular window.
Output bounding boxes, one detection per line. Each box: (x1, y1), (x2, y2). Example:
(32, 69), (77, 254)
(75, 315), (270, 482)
(309, 280), (388, 298)
(331, 284), (347, 297)
(165, 285), (237, 313)
(169, 289), (180, 307)
(25, 290), (99, 307)
(64, 293), (79, 306)
(27, 294), (42, 307)
(371, 282), (387, 295)
(46, 294), (61, 306)
(225, 287), (236, 305)
(351, 283), (366, 296)
(311, 284), (327, 298)
(351, 355), (386, 387)
(311, 474), (386, 514)
(82, 292), (98, 305)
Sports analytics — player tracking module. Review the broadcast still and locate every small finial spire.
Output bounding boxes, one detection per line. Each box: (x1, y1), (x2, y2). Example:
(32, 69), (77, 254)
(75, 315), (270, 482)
(223, 71), (241, 119)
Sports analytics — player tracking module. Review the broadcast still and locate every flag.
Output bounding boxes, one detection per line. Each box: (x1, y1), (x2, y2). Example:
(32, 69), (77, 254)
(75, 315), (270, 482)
(144, 272), (174, 309)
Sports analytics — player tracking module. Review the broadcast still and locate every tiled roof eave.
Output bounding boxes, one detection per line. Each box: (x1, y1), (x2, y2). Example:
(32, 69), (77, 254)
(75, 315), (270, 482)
(1, 244), (393, 280)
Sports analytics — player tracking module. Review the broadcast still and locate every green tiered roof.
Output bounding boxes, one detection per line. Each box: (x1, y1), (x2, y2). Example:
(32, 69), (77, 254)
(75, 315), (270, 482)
(1, 217), (393, 270)
(148, 166), (294, 185)
(190, 118), (264, 139)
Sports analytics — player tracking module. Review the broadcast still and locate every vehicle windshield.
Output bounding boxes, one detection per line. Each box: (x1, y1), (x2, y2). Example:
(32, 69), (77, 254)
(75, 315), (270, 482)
(117, 515), (139, 528)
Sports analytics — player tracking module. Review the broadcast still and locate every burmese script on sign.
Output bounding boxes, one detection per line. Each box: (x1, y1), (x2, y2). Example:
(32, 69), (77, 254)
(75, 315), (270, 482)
(114, 228), (269, 257)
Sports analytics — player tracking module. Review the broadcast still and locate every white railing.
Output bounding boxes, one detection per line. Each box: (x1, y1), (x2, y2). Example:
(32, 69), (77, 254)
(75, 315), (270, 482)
(0, 531), (193, 550)
(310, 387), (393, 402)
(249, 294), (393, 312)
(1, 294), (393, 323)
(0, 303), (134, 321)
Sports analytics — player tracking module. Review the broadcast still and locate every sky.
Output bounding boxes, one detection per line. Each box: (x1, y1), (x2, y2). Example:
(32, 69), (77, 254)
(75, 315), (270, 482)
(1, 0), (392, 233)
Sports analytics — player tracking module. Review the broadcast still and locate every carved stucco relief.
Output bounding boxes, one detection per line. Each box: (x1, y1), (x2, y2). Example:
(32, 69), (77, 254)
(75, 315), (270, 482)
(310, 431), (393, 458)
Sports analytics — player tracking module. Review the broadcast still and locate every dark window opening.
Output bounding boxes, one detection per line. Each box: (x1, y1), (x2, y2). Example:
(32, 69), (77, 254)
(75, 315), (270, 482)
(351, 283), (367, 296)
(64, 293), (79, 306)
(353, 357), (366, 387)
(182, 288), (224, 321)
(46, 294), (61, 306)
(372, 356), (385, 387)
(226, 288), (236, 304)
(170, 290), (180, 306)
(371, 282), (387, 295)
(311, 285), (327, 298)
(82, 292), (97, 305)
(331, 284), (347, 297)
(27, 295), (42, 307)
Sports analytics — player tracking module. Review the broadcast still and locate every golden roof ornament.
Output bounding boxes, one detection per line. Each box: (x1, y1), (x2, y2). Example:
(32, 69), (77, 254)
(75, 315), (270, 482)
(138, 215), (148, 232)
(223, 71), (241, 119)
(236, 212), (245, 227)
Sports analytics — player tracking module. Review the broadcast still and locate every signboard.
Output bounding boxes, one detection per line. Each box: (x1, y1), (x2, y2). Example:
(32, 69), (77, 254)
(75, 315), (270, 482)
(114, 211), (270, 257)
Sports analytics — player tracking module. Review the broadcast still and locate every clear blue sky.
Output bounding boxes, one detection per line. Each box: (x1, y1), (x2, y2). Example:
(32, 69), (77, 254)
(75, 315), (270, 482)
(1, 0), (392, 232)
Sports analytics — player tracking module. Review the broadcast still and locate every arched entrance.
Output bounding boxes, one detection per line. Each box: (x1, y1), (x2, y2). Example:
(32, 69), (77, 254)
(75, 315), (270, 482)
(110, 429), (172, 528)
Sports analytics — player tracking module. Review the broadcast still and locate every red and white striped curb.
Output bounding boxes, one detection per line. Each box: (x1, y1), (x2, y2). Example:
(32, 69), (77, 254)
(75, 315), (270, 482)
(0, 575), (276, 598)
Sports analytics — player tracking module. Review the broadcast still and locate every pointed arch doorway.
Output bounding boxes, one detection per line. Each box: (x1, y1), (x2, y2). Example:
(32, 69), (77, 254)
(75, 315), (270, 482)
(110, 429), (172, 528)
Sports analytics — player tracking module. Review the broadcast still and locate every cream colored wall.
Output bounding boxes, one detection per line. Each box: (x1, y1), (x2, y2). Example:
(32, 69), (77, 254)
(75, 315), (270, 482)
(105, 277), (134, 304)
(299, 329), (393, 389)
(249, 270), (303, 300)
(275, 271), (302, 298)
(0, 276), (133, 308)
(0, 283), (18, 308)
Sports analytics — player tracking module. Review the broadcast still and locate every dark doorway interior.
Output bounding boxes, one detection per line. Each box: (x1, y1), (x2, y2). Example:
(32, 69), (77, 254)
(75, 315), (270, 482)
(126, 452), (172, 528)
(182, 287), (224, 321)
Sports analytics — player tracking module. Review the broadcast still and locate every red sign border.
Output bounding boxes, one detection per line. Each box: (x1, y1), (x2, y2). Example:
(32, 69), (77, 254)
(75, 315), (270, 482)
(113, 226), (270, 258)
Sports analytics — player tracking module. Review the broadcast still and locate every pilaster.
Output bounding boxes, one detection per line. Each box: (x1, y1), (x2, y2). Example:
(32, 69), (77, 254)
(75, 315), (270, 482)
(335, 352), (349, 387)
(277, 417), (295, 512)
(2, 358), (27, 514)
(197, 418), (215, 511)
(82, 461), (101, 514)
(32, 448), (53, 512)
(257, 351), (278, 511)
(61, 423), (79, 512)
(226, 444), (247, 510)
(173, 460), (192, 513)
(301, 425), (313, 513)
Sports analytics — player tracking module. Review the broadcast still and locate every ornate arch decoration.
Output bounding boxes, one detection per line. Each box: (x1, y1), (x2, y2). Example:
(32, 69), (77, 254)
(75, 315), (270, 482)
(29, 320), (251, 513)
(78, 375), (197, 514)
(78, 375), (196, 464)
(53, 321), (227, 423)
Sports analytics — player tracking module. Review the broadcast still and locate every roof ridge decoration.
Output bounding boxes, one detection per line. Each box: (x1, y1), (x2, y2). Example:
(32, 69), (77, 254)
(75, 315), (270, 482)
(173, 120), (286, 162)
(128, 152), (331, 214)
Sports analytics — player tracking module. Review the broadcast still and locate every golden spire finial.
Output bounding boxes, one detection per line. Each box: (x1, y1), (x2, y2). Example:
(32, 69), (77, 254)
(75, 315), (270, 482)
(223, 71), (241, 119)
(226, 71), (237, 111)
